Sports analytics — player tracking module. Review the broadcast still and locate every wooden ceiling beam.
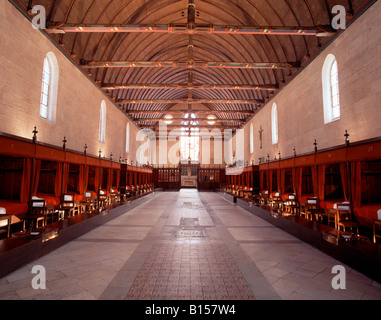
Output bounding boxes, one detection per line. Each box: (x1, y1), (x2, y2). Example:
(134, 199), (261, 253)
(136, 118), (245, 123)
(46, 23), (334, 37)
(140, 125), (240, 130)
(82, 60), (298, 69)
(102, 83), (278, 91)
(117, 99), (263, 105)
(124, 110), (255, 115)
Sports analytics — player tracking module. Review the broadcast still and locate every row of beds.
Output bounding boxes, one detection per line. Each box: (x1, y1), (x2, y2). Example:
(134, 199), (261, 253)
(0, 183), (155, 238)
(222, 184), (381, 243)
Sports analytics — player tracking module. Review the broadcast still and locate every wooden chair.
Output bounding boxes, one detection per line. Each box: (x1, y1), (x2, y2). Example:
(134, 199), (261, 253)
(283, 194), (299, 215)
(238, 186), (244, 198)
(109, 188), (120, 204)
(98, 190), (108, 209)
(260, 190), (269, 205)
(301, 198), (322, 221)
(373, 210), (381, 243)
(0, 208), (12, 238)
(28, 197), (47, 229)
(131, 185), (136, 197)
(244, 187), (252, 199)
(271, 191), (283, 210)
(61, 194), (79, 217)
(82, 191), (97, 213)
(336, 203), (359, 234)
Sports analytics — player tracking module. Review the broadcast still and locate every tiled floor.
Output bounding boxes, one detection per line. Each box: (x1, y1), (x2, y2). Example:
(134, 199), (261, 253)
(0, 189), (381, 300)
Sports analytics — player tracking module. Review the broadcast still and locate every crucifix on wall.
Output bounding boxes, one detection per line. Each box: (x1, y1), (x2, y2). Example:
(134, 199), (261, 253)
(259, 126), (263, 149)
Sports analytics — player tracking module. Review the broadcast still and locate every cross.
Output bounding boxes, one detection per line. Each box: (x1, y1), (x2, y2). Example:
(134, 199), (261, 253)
(314, 139), (318, 153)
(84, 144), (87, 155)
(99, 149), (102, 158)
(278, 151), (281, 160)
(62, 137), (67, 151)
(344, 130), (350, 146)
(259, 126), (263, 149)
(293, 146), (296, 157)
(267, 154), (270, 162)
(110, 152), (113, 160)
(32, 126), (38, 143)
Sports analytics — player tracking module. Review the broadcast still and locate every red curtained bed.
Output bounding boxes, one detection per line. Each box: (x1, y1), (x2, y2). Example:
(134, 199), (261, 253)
(354, 204), (381, 221)
(35, 193), (61, 207)
(0, 200), (28, 217)
(0, 200), (28, 226)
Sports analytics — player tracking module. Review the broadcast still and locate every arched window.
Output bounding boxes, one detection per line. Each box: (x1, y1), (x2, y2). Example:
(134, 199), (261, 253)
(99, 100), (106, 143)
(40, 52), (59, 122)
(126, 123), (130, 153)
(322, 54), (340, 124)
(271, 103), (278, 145)
(250, 123), (254, 154)
(180, 113), (199, 161)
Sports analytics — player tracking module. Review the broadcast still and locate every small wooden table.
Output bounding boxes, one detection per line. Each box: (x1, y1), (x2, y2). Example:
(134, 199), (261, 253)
(0, 214), (12, 238)
(373, 220), (381, 244)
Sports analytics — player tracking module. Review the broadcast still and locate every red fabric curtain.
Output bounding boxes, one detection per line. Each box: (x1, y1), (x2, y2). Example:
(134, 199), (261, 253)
(78, 165), (85, 195)
(260, 171), (264, 190)
(55, 162), (62, 198)
(339, 163), (349, 202)
(116, 170), (120, 188)
(268, 170), (273, 192)
(62, 163), (69, 194)
(280, 169), (285, 194)
(20, 158), (32, 203)
(292, 167), (297, 195)
(296, 167), (303, 198)
(94, 167), (100, 191)
(311, 166), (318, 197)
(318, 165), (326, 202)
(107, 168), (112, 190)
(128, 170), (133, 186)
(351, 161), (362, 208)
(99, 168), (103, 190)
(83, 165), (89, 193)
(31, 159), (41, 196)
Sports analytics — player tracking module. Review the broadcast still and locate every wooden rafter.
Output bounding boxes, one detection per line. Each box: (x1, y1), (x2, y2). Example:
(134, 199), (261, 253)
(101, 83), (278, 91)
(46, 23), (334, 37)
(82, 60), (299, 69)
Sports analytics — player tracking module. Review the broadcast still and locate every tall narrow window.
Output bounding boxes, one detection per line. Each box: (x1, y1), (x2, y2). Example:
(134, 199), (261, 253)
(99, 101), (106, 143)
(330, 59), (340, 120)
(126, 123), (130, 153)
(40, 52), (59, 122)
(322, 54), (340, 124)
(271, 103), (278, 145)
(250, 123), (254, 154)
(40, 57), (50, 119)
(180, 135), (200, 161)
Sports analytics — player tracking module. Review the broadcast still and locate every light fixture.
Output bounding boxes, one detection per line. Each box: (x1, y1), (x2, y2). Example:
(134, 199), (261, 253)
(164, 114), (174, 124)
(207, 115), (216, 125)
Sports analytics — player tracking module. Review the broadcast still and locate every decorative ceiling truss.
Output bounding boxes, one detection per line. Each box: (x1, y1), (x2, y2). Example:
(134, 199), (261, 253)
(82, 60), (299, 69)
(46, 23), (334, 37)
(18, 0), (370, 132)
(102, 83), (278, 91)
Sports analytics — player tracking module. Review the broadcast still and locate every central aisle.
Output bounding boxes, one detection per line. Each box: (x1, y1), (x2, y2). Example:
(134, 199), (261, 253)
(108, 189), (272, 300)
(1, 190), (381, 300)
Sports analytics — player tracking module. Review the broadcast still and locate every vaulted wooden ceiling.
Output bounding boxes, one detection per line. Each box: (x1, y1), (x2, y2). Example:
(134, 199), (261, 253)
(17, 0), (372, 132)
